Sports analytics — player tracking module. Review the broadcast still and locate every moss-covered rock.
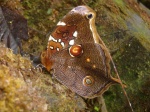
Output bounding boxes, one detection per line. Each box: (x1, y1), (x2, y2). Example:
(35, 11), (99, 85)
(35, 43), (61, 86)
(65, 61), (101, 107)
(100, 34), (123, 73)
(0, 44), (47, 112)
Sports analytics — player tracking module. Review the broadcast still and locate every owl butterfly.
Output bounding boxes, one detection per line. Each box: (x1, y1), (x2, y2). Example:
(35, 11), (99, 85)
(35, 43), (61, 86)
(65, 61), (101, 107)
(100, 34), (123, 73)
(41, 6), (133, 111)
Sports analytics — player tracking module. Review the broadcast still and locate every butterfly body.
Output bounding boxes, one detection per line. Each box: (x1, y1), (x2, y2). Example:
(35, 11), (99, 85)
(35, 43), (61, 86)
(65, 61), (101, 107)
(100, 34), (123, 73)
(41, 6), (122, 98)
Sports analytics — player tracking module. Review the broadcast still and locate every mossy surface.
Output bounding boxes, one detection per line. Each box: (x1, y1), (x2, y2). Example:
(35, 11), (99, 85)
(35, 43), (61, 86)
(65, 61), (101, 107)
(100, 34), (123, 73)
(0, 44), (47, 112)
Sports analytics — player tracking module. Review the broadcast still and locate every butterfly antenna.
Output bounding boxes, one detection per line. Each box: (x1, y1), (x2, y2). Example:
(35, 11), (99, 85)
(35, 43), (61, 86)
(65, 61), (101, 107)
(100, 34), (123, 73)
(110, 56), (134, 112)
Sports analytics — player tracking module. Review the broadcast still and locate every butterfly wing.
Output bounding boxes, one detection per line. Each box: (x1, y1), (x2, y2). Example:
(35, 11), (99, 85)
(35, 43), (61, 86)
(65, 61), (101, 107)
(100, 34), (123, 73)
(51, 43), (118, 98)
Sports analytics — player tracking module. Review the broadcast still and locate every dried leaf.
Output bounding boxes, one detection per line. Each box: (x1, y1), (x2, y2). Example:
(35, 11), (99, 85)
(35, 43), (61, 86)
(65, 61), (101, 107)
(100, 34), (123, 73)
(0, 6), (28, 54)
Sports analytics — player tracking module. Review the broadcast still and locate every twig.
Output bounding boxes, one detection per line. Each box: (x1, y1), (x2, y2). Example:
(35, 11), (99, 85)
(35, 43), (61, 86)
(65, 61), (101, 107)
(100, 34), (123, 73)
(110, 56), (134, 112)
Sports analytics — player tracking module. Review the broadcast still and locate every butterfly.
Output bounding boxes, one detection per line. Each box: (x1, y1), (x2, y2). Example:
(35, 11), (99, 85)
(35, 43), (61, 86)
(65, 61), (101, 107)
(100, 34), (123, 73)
(40, 5), (125, 98)
(41, 6), (134, 111)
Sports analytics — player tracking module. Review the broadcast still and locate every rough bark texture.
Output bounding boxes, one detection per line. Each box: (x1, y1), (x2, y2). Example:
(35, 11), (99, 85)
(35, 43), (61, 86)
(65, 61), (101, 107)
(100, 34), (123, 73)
(0, 0), (150, 112)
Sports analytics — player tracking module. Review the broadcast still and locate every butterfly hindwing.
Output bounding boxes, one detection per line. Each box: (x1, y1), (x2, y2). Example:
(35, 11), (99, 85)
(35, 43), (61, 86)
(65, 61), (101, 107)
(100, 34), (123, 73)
(51, 43), (115, 98)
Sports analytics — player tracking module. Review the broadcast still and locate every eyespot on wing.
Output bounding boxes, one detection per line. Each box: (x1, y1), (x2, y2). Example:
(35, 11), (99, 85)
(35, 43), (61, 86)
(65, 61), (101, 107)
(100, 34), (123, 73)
(51, 43), (120, 98)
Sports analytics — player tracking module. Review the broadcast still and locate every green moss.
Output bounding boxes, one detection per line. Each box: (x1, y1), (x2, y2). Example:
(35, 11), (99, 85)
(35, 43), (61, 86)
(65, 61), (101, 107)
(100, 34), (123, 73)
(0, 44), (47, 112)
(113, 0), (125, 7)
(94, 1), (150, 111)
(104, 37), (150, 112)
(94, 106), (100, 111)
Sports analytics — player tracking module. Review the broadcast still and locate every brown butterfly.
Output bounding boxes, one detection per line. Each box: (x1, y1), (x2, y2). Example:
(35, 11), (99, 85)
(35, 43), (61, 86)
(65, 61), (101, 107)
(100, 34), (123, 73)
(41, 5), (133, 111)
(41, 5), (120, 97)
(41, 6), (133, 112)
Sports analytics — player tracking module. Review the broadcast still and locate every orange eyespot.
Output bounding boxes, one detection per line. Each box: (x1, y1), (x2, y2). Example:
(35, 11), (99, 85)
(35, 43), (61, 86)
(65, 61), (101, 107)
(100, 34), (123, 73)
(83, 76), (94, 86)
(92, 64), (96, 69)
(86, 58), (91, 62)
(69, 45), (83, 57)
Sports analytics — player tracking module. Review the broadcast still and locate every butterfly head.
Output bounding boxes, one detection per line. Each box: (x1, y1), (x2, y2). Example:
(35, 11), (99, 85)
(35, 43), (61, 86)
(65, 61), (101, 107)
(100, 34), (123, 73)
(61, 5), (96, 26)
